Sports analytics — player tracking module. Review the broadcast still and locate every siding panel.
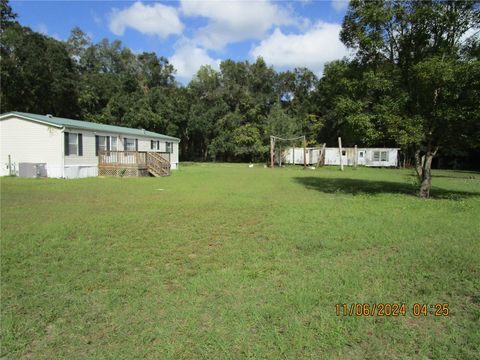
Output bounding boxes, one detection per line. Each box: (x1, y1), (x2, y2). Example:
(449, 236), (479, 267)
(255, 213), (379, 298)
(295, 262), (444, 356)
(0, 117), (63, 177)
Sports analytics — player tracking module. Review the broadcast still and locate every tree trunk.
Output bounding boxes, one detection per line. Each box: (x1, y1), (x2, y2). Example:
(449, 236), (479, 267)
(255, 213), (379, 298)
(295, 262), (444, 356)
(419, 154), (433, 198)
(203, 142), (209, 161)
(415, 147), (438, 198)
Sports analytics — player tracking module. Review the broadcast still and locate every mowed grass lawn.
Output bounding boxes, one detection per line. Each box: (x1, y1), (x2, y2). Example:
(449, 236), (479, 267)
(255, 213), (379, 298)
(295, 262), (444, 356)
(1, 164), (480, 359)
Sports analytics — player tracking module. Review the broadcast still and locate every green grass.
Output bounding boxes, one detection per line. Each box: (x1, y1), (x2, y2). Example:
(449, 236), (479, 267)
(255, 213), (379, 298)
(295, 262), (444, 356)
(1, 164), (480, 359)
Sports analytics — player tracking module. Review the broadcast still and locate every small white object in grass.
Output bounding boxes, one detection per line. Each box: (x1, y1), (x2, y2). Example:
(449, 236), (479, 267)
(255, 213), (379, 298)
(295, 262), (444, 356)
(156, 189), (164, 191)
(249, 164), (254, 168)
(309, 166), (316, 170)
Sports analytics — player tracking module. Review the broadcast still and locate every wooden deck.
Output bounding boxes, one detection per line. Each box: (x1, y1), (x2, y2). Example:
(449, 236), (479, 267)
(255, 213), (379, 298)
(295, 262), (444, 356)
(98, 150), (171, 177)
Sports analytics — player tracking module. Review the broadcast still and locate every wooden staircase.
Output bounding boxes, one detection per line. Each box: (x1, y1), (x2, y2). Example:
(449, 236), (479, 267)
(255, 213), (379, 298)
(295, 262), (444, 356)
(147, 152), (171, 177)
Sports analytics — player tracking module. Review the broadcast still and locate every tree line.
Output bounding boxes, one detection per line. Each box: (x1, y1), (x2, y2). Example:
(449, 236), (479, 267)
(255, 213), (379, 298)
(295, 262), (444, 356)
(1, 0), (479, 196)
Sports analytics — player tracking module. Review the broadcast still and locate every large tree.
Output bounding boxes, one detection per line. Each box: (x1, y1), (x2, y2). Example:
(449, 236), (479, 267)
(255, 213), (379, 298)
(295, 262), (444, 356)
(0, 0), (16, 29)
(2, 0), (478, 168)
(1, 23), (79, 117)
(341, 0), (480, 197)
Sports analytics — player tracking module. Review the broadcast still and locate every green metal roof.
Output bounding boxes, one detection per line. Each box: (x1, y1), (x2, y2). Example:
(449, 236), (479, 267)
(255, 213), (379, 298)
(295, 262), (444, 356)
(0, 111), (180, 142)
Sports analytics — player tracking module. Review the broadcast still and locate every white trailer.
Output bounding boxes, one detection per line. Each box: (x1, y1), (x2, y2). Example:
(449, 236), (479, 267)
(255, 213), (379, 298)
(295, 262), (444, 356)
(284, 147), (399, 167)
(1, 111), (181, 178)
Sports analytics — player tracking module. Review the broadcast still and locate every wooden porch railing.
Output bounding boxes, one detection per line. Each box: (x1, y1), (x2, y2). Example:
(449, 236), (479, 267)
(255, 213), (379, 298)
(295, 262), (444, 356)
(98, 150), (171, 177)
(147, 152), (171, 176)
(99, 150), (147, 166)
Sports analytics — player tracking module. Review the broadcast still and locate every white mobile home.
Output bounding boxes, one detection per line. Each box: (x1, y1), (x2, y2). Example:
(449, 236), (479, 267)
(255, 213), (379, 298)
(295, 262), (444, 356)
(284, 147), (399, 167)
(0, 112), (180, 178)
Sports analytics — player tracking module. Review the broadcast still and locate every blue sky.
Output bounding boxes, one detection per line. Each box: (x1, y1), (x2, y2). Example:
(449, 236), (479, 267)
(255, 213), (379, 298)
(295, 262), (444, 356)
(11, 1), (350, 82)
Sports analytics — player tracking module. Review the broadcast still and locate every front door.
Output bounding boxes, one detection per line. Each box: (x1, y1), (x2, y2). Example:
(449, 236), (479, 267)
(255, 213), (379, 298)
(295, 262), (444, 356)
(357, 150), (366, 165)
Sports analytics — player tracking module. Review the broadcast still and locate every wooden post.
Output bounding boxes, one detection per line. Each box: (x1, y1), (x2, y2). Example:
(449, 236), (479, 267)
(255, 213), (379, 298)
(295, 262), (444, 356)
(316, 143), (326, 167)
(8, 155), (12, 176)
(322, 143), (326, 166)
(354, 145), (358, 169)
(338, 137), (343, 171)
(303, 136), (307, 169)
(270, 136), (274, 168)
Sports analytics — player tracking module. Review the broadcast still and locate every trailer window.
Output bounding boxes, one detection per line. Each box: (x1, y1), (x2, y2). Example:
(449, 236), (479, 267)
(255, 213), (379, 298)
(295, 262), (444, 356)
(68, 134), (78, 155)
(150, 140), (160, 150)
(125, 138), (136, 151)
(111, 137), (117, 151)
(373, 151), (389, 162)
(98, 136), (108, 153)
(65, 132), (82, 156)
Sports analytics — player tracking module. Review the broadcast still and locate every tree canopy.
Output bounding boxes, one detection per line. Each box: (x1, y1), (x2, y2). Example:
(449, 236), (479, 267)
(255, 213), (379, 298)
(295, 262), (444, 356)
(1, 0), (479, 187)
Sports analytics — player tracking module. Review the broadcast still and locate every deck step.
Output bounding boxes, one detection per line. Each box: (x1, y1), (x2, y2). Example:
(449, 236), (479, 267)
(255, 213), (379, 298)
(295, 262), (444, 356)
(147, 152), (171, 177)
(147, 168), (168, 177)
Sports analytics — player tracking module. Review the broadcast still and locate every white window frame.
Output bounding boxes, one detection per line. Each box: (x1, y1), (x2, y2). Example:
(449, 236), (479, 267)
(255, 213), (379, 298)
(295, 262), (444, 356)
(166, 142), (173, 153)
(68, 133), (79, 155)
(381, 151), (389, 162)
(125, 138), (136, 151)
(151, 140), (160, 150)
(98, 136), (108, 153)
(373, 151), (389, 162)
(111, 136), (117, 151)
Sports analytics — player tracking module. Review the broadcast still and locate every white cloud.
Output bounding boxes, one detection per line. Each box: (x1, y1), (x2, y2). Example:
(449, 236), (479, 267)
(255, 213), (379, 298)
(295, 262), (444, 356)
(35, 23), (49, 35)
(170, 44), (221, 82)
(331, 0), (349, 12)
(180, 0), (296, 50)
(34, 23), (61, 40)
(250, 22), (349, 74)
(109, 2), (183, 37)
(92, 11), (102, 26)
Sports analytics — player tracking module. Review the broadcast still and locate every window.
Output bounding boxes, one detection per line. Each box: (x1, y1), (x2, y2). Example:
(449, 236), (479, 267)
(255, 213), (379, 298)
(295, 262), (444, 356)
(373, 151), (389, 162)
(111, 136), (117, 151)
(69, 134), (78, 155)
(98, 136), (108, 152)
(65, 132), (83, 156)
(381, 151), (389, 162)
(359, 151), (364, 158)
(96, 135), (112, 156)
(341, 150), (346, 156)
(124, 138), (137, 151)
(166, 142), (173, 153)
(151, 140), (160, 150)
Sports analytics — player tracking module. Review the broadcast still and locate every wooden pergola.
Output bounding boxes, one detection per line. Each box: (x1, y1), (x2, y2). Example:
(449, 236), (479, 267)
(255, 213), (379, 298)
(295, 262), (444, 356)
(270, 135), (306, 169)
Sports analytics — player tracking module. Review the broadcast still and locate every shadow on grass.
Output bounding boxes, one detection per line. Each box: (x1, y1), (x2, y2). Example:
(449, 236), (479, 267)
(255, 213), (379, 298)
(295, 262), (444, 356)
(432, 172), (479, 180)
(293, 176), (480, 199)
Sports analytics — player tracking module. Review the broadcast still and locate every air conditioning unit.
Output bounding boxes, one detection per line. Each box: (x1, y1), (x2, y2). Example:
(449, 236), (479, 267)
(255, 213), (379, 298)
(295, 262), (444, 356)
(18, 163), (47, 178)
